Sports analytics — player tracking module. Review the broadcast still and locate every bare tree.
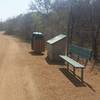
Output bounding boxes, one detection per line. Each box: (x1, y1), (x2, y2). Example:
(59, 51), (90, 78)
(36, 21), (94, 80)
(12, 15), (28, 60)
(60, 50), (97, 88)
(30, 0), (52, 14)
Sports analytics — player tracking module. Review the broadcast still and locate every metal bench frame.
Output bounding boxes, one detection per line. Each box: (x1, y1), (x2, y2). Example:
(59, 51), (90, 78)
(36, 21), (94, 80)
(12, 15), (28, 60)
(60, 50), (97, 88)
(60, 44), (93, 82)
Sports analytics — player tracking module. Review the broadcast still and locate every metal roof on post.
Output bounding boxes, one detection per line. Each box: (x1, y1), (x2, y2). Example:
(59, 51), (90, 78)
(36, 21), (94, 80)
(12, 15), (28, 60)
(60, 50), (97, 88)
(47, 34), (67, 44)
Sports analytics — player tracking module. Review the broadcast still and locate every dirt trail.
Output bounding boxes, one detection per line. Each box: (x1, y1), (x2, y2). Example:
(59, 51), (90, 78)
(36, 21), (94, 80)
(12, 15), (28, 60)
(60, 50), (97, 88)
(0, 34), (99, 100)
(0, 34), (39, 100)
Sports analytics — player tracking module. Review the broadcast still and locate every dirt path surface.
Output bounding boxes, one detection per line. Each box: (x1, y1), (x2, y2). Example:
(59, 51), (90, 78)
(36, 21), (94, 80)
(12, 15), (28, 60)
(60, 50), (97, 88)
(0, 34), (100, 100)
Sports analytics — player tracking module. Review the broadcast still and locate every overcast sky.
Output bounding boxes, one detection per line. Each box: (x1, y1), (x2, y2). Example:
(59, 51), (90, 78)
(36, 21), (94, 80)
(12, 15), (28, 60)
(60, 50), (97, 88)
(0, 0), (31, 21)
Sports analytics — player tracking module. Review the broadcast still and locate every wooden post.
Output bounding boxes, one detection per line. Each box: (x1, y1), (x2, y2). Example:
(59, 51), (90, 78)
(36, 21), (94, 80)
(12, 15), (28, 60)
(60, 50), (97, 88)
(67, 62), (69, 71)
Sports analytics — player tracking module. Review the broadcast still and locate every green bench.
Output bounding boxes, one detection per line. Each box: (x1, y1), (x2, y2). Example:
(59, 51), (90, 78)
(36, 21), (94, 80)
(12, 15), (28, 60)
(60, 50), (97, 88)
(59, 44), (93, 82)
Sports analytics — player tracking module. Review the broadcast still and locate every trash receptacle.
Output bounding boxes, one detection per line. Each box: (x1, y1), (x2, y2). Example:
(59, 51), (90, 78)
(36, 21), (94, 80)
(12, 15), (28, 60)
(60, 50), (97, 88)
(31, 32), (45, 53)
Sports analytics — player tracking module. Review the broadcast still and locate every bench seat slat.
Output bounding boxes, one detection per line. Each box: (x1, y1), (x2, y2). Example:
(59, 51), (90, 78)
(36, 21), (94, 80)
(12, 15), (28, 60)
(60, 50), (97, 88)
(60, 55), (84, 68)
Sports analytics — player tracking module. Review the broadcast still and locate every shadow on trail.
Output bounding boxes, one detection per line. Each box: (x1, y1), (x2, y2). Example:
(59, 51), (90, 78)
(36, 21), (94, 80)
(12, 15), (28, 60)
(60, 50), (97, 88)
(29, 51), (44, 56)
(45, 56), (65, 65)
(59, 68), (96, 92)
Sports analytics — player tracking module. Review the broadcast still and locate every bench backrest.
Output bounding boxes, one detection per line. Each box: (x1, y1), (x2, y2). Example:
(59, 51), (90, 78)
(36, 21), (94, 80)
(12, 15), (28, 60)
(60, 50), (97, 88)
(69, 44), (93, 60)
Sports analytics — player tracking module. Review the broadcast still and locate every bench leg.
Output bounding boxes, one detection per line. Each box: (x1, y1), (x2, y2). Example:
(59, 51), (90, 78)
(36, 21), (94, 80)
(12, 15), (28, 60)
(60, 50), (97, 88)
(73, 67), (76, 75)
(67, 62), (69, 71)
(81, 68), (84, 82)
(85, 60), (88, 66)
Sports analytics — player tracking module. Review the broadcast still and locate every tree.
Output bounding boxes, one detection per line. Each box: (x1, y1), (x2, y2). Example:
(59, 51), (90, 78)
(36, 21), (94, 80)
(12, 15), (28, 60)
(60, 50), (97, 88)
(67, 0), (100, 61)
(30, 0), (52, 14)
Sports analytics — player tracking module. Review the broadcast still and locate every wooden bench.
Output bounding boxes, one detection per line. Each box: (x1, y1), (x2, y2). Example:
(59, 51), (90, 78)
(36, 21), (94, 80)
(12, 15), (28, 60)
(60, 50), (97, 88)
(59, 44), (93, 82)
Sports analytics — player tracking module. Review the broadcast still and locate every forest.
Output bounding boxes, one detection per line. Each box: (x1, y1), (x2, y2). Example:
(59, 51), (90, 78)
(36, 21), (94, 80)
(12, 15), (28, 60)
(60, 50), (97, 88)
(0, 0), (100, 61)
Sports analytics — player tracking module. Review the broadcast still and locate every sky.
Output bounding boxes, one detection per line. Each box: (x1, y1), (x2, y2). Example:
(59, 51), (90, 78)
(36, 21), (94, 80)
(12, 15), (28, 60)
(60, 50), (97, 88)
(0, 0), (31, 21)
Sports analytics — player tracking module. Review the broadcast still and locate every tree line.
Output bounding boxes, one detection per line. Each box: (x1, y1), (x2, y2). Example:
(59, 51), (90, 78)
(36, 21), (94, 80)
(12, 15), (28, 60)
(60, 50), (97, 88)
(67, 0), (100, 61)
(0, 0), (69, 41)
(0, 0), (100, 60)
